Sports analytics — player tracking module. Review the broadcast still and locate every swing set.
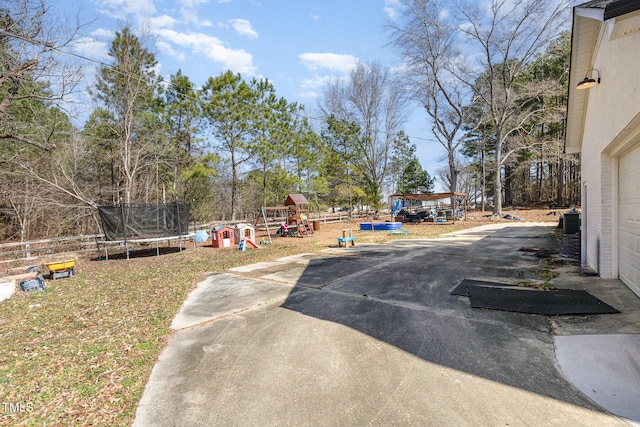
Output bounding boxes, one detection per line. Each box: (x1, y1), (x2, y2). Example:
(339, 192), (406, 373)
(254, 194), (314, 243)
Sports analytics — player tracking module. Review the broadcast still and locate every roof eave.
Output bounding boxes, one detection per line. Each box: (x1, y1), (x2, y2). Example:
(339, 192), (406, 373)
(565, 9), (604, 154)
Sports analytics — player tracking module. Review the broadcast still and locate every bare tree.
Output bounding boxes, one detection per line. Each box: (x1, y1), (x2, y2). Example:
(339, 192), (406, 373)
(20, 131), (100, 208)
(0, 0), (82, 151)
(389, 0), (570, 215)
(388, 0), (476, 194)
(0, 0), (88, 240)
(320, 62), (407, 209)
(456, 0), (570, 215)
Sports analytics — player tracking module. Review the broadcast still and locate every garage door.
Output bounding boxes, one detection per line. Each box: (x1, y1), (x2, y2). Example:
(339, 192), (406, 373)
(619, 144), (640, 297)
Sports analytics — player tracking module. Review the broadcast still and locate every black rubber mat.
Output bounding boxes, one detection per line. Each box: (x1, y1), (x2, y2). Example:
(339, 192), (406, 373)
(467, 286), (620, 315)
(450, 279), (521, 297)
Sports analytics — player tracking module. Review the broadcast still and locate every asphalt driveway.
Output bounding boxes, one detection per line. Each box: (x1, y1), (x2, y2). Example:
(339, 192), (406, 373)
(134, 223), (640, 426)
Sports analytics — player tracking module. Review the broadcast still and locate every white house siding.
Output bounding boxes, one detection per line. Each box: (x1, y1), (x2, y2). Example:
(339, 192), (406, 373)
(619, 145), (640, 295)
(579, 13), (640, 294)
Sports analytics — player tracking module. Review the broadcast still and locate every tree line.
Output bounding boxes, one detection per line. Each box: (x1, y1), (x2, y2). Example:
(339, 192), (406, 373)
(0, 0), (578, 242)
(389, 0), (578, 215)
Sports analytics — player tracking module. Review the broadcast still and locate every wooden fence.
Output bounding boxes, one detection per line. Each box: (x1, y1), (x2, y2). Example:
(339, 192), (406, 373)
(0, 235), (101, 267)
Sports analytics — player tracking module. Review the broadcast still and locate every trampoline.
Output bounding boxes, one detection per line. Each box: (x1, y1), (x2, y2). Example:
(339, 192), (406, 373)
(97, 202), (193, 260)
(97, 233), (196, 260)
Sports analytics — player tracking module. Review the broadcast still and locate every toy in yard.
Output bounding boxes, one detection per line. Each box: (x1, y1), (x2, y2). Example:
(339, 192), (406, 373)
(211, 225), (235, 248)
(255, 206), (289, 243)
(391, 198), (402, 221)
(337, 229), (355, 248)
(359, 222), (403, 231)
(284, 194), (313, 237)
(233, 223), (255, 245)
(235, 224), (259, 251)
(254, 194), (314, 243)
(389, 229), (410, 235)
(96, 201), (193, 260)
(238, 238), (260, 251)
(278, 222), (289, 236)
(43, 259), (76, 279)
(0, 265), (46, 301)
(194, 230), (209, 243)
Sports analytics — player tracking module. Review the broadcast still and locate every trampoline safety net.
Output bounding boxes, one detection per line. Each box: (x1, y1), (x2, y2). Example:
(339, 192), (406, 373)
(98, 203), (190, 241)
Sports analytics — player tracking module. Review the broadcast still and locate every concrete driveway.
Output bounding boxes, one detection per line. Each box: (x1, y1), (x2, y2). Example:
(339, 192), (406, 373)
(134, 223), (640, 426)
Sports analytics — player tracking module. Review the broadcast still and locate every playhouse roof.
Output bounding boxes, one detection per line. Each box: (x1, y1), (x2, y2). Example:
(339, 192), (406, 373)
(284, 194), (309, 206)
(234, 223), (254, 229)
(213, 225), (234, 232)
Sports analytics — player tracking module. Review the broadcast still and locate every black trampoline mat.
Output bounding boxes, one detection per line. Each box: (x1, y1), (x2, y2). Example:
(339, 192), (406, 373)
(467, 286), (620, 316)
(450, 279), (521, 297)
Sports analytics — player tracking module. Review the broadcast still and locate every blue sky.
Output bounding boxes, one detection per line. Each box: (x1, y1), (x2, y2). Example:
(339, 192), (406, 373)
(59, 0), (442, 183)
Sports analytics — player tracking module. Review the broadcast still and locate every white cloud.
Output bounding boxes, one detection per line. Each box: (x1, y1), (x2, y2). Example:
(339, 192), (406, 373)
(383, 7), (398, 20)
(180, 7), (213, 26)
(98, 0), (156, 16)
(130, 0), (156, 14)
(149, 14), (178, 30)
(91, 28), (115, 39)
(300, 74), (334, 90)
(72, 37), (110, 61)
(156, 29), (257, 75)
(180, 0), (209, 6)
(297, 53), (358, 97)
(93, 0), (255, 74)
(458, 22), (475, 36)
(297, 90), (320, 99)
(298, 52), (358, 75)
(157, 40), (186, 62)
(229, 19), (259, 39)
(384, 0), (400, 20)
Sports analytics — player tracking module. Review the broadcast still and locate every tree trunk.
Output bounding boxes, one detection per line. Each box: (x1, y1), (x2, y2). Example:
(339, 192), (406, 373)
(481, 145), (486, 212)
(557, 156), (565, 206)
(231, 150), (238, 221)
(448, 147), (457, 193)
(504, 163), (513, 207)
(493, 139), (503, 216)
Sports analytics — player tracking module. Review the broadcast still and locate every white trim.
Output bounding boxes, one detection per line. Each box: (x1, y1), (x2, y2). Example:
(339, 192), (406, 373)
(611, 157), (619, 278)
(582, 180), (588, 269)
(606, 118), (640, 280)
(607, 17), (616, 39)
(575, 7), (605, 21)
(606, 124), (640, 281)
(616, 142), (640, 294)
(604, 113), (640, 157)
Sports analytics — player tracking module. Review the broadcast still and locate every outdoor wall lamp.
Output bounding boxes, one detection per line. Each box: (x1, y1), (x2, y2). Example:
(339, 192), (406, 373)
(576, 69), (601, 90)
